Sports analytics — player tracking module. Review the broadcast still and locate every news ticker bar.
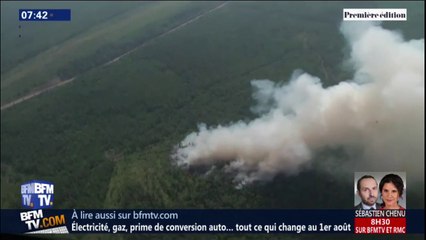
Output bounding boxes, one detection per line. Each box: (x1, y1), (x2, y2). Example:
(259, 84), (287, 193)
(1, 209), (424, 234)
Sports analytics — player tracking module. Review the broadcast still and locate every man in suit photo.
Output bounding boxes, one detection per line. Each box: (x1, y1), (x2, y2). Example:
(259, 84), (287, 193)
(354, 175), (381, 210)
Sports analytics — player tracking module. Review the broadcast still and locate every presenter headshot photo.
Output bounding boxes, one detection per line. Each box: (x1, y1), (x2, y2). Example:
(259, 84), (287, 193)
(354, 175), (381, 210)
(379, 173), (406, 210)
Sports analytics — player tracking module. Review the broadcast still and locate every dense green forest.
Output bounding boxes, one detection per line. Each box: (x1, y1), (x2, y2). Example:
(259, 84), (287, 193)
(1, 1), (424, 239)
(1, 1), (222, 103)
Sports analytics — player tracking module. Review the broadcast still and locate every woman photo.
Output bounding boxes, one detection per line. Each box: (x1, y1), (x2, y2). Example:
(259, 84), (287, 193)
(379, 174), (405, 210)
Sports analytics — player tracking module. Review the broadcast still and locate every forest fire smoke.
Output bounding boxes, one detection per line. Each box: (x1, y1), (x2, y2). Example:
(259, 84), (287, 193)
(172, 22), (424, 186)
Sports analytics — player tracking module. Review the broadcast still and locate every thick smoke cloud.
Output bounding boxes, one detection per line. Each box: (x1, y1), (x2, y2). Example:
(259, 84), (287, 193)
(172, 22), (424, 186)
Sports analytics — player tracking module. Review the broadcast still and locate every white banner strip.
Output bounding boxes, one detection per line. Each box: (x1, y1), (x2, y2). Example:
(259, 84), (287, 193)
(343, 8), (407, 21)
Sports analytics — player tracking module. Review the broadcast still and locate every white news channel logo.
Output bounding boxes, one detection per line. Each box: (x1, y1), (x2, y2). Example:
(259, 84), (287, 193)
(343, 9), (407, 21)
(21, 180), (54, 209)
(20, 209), (69, 234)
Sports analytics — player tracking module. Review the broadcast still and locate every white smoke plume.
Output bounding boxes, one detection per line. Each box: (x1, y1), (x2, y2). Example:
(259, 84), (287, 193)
(172, 22), (424, 186)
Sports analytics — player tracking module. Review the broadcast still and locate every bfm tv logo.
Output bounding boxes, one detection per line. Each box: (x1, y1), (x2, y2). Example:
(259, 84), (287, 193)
(20, 209), (66, 231)
(21, 180), (54, 209)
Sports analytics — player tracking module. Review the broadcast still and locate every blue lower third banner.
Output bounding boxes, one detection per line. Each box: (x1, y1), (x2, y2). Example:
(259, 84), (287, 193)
(1, 209), (424, 234)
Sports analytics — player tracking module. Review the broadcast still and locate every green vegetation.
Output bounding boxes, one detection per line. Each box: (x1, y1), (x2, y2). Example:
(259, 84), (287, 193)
(1, 1), (222, 104)
(1, 1), (143, 73)
(1, 1), (424, 239)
